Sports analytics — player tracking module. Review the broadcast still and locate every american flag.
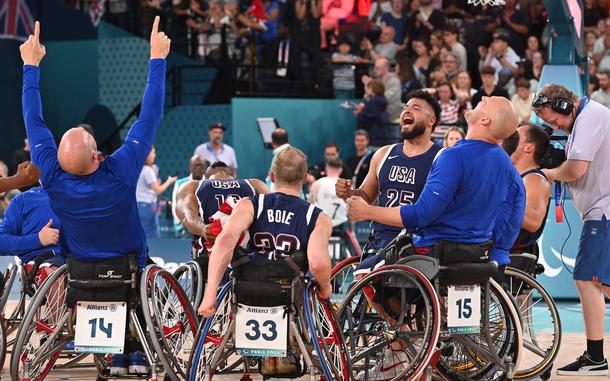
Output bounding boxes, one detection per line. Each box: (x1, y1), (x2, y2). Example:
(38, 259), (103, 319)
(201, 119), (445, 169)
(0, 0), (38, 41)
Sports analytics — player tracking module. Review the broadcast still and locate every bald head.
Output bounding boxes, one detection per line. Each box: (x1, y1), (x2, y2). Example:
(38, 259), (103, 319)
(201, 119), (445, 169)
(466, 96), (518, 142)
(58, 127), (99, 176)
(189, 156), (208, 180)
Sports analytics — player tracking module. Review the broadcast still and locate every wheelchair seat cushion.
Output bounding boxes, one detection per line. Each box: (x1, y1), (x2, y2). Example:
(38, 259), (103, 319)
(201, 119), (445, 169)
(66, 255), (135, 306)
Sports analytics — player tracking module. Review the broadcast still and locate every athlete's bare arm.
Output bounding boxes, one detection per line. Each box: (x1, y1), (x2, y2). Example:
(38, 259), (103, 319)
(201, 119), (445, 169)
(248, 178), (270, 194)
(307, 213), (333, 299)
(175, 180), (207, 237)
(521, 174), (550, 233)
(308, 180), (321, 204)
(335, 145), (390, 203)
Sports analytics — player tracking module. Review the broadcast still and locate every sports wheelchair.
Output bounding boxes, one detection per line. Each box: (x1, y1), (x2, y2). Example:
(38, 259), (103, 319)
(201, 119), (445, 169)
(187, 251), (351, 381)
(333, 233), (524, 381)
(10, 255), (197, 381)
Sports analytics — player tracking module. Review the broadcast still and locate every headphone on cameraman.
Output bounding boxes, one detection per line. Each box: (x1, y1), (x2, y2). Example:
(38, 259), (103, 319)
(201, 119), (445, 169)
(532, 94), (575, 115)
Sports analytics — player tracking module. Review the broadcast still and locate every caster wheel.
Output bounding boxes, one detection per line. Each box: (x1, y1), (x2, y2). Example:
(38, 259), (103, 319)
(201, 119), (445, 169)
(541, 366), (553, 381)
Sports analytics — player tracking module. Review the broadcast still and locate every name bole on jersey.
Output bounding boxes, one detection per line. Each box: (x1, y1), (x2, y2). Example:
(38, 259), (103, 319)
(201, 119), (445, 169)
(267, 209), (294, 225)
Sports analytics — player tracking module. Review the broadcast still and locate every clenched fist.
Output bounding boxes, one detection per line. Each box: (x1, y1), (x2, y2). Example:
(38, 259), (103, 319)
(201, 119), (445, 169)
(335, 178), (353, 200)
(150, 16), (171, 59)
(15, 161), (40, 187)
(20, 21), (45, 66)
(38, 219), (59, 247)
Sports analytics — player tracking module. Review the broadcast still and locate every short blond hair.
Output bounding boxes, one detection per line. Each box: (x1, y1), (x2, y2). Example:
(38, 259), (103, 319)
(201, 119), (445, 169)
(272, 147), (308, 186)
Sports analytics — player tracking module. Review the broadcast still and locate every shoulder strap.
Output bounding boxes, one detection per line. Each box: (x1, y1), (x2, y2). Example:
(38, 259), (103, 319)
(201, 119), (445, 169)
(521, 168), (547, 181)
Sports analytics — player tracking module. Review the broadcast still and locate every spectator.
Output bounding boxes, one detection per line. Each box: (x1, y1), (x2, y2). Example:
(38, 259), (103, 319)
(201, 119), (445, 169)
(320, 0), (354, 49)
(369, 0), (392, 26)
(105, 0), (132, 32)
(362, 24), (399, 62)
(591, 71), (610, 108)
(471, 66), (510, 108)
(589, 72), (601, 95)
(309, 142), (353, 180)
(454, 69), (475, 107)
(12, 138), (30, 175)
(586, 31), (598, 58)
(498, 67), (516, 98)
(529, 51), (544, 84)
(260, 0), (281, 46)
(171, 156), (209, 236)
(593, 17), (610, 67)
(347, 129), (373, 188)
(483, 28), (521, 79)
(332, 36), (360, 98)
(430, 50), (460, 86)
(0, 161), (8, 179)
(396, 55), (422, 102)
(485, 0), (528, 55)
(524, 35), (543, 62)
(261, 22), (303, 84)
(429, 29), (444, 62)
(407, 0), (445, 42)
(136, 146), (177, 239)
(193, 122), (238, 177)
(169, 0), (191, 56)
(363, 57), (402, 123)
(443, 24), (467, 70)
(584, 0), (608, 33)
(380, 0), (409, 47)
(443, 126), (465, 148)
(294, 0), (323, 70)
(511, 78), (535, 124)
(433, 82), (462, 143)
(355, 79), (391, 147)
(411, 38), (439, 86)
(140, 0), (164, 38)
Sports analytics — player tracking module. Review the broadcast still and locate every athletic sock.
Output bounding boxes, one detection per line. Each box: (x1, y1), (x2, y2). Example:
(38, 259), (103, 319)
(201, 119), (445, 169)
(587, 339), (605, 362)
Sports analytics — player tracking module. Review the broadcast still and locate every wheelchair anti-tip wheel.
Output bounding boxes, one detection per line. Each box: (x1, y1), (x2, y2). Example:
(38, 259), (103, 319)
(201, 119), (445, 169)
(141, 264), (199, 380)
(10, 264), (68, 381)
(338, 264), (441, 381)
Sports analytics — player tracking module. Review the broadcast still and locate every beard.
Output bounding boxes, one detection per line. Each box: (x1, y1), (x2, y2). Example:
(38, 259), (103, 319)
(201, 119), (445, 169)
(400, 122), (427, 140)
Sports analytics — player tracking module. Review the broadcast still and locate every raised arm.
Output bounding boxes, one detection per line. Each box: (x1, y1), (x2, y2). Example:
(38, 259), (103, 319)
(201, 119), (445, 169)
(112, 16), (171, 183)
(20, 22), (59, 179)
(0, 162), (40, 193)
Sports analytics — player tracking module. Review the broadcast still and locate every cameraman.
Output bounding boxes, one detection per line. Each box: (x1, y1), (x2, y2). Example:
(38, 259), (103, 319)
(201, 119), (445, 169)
(533, 83), (610, 376)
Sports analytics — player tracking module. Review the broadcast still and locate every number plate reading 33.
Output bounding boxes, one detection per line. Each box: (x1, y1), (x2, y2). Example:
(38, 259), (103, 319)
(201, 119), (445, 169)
(235, 304), (288, 357)
(74, 301), (127, 353)
(447, 285), (481, 334)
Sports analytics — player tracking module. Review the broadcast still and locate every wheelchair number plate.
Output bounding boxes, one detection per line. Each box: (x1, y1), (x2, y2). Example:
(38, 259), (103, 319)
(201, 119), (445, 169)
(235, 304), (288, 357)
(74, 301), (127, 353)
(447, 285), (481, 334)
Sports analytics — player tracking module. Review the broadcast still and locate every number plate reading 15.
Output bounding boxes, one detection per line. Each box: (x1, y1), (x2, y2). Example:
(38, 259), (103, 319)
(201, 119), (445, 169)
(74, 301), (127, 353)
(235, 304), (288, 357)
(447, 285), (481, 334)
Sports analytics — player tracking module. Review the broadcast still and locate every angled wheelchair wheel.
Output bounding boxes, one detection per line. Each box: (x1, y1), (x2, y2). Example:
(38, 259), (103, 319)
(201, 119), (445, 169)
(304, 282), (352, 380)
(434, 278), (523, 381)
(505, 267), (561, 380)
(330, 255), (361, 308)
(338, 264), (441, 381)
(141, 264), (199, 380)
(188, 281), (233, 381)
(10, 264), (68, 381)
(173, 261), (203, 309)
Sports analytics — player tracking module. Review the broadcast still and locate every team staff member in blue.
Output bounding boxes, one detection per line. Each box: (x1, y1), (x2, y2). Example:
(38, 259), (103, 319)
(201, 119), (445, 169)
(347, 96), (525, 277)
(0, 186), (62, 265)
(19, 18), (170, 269)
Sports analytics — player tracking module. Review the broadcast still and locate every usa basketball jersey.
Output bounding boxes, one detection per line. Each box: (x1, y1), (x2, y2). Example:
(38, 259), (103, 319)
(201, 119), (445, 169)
(369, 143), (442, 250)
(248, 193), (322, 260)
(193, 179), (255, 256)
(313, 177), (348, 228)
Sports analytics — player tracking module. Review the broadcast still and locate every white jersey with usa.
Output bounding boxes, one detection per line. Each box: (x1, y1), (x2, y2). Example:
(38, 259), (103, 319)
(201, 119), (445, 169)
(369, 143), (442, 250)
(248, 193), (322, 260)
(313, 177), (348, 228)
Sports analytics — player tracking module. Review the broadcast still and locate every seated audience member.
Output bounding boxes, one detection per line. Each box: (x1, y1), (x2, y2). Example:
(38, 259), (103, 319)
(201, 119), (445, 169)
(395, 55), (422, 102)
(362, 24), (400, 62)
(443, 126), (465, 148)
(355, 79), (391, 147)
(511, 79), (535, 124)
(591, 71), (610, 108)
(432, 82), (463, 143)
(483, 28), (521, 79)
(443, 24), (467, 70)
(380, 0), (409, 47)
(471, 65), (510, 108)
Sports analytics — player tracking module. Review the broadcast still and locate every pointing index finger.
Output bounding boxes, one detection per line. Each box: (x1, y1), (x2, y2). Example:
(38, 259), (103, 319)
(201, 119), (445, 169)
(34, 21), (40, 41)
(152, 15), (160, 35)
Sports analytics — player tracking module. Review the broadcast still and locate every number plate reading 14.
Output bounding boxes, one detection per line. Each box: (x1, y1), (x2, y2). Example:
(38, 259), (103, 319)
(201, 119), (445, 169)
(235, 304), (288, 357)
(74, 301), (127, 353)
(447, 285), (481, 334)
